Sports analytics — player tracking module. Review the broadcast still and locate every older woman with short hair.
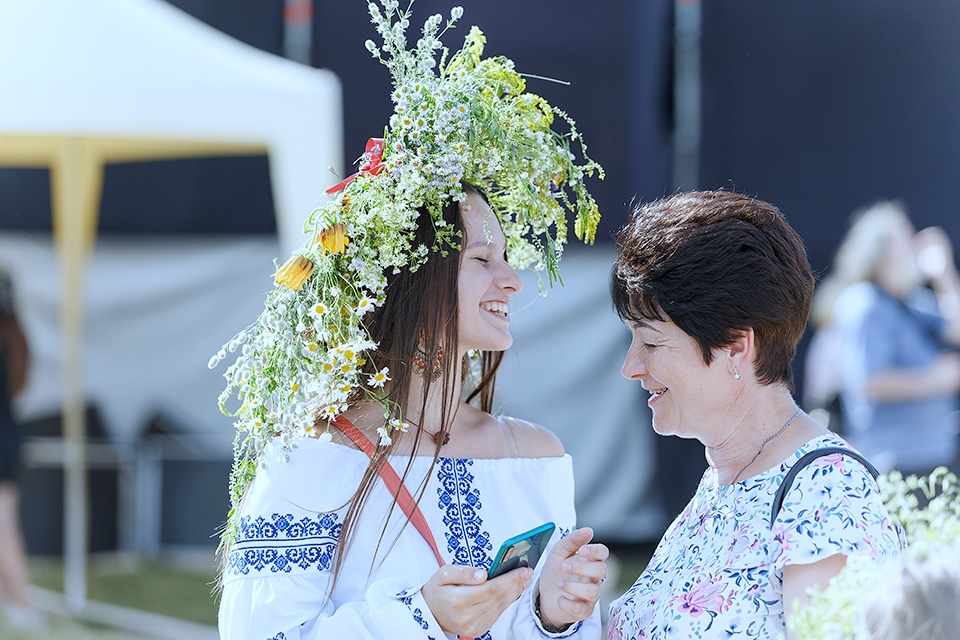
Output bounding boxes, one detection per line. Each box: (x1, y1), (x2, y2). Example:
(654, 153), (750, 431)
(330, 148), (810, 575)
(607, 190), (901, 640)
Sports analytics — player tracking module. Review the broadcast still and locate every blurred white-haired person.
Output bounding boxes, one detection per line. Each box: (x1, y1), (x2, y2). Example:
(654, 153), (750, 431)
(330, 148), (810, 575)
(857, 544), (960, 640)
(808, 201), (960, 474)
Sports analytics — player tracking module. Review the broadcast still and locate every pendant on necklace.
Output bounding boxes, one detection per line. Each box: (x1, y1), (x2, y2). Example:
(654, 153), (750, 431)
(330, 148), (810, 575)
(429, 431), (451, 446)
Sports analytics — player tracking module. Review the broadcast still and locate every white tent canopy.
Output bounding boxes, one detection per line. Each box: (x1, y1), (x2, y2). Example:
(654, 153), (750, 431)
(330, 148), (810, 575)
(0, 0), (342, 252)
(0, 0), (342, 612)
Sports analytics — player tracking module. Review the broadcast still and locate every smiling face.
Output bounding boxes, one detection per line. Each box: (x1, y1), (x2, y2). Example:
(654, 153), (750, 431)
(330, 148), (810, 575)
(457, 192), (524, 355)
(621, 317), (732, 440)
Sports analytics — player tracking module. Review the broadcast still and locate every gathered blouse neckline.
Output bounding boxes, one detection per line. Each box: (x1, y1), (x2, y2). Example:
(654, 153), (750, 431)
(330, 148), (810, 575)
(712, 433), (850, 488)
(297, 433), (570, 463)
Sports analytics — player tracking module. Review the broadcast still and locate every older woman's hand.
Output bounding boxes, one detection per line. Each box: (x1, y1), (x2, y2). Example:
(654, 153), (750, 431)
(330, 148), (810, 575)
(536, 527), (609, 628)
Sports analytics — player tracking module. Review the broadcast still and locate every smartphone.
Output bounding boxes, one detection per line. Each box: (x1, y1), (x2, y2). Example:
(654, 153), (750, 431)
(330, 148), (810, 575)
(487, 522), (556, 579)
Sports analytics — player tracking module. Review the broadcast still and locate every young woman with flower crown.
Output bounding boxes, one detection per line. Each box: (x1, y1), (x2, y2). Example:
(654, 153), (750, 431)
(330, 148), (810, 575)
(211, 3), (607, 639)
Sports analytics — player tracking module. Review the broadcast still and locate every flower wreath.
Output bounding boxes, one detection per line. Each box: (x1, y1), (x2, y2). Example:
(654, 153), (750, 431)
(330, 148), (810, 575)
(210, 0), (603, 544)
(790, 467), (960, 640)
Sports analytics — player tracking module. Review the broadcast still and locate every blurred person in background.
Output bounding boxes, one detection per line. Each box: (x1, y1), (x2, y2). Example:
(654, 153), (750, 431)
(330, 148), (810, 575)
(0, 271), (45, 630)
(606, 190), (901, 640)
(809, 201), (960, 474)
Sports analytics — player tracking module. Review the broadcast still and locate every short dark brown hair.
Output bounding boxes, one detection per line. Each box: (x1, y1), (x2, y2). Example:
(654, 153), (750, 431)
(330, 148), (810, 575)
(610, 190), (814, 391)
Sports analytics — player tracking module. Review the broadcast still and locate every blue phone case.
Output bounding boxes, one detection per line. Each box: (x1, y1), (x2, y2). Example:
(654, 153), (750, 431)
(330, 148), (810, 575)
(487, 522), (556, 579)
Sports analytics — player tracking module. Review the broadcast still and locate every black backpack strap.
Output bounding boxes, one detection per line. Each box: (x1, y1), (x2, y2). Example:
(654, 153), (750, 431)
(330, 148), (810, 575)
(770, 447), (879, 528)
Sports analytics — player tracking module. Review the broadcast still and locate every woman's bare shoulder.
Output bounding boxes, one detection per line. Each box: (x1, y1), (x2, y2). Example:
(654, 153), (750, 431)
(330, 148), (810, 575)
(499, 416), (566, 459)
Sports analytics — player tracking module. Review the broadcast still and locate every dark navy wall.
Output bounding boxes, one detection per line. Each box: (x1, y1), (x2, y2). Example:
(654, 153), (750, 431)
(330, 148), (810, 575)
(700, 1), (960, 277)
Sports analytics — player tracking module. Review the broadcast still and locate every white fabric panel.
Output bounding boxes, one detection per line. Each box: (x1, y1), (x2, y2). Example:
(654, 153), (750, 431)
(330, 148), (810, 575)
(0, 233), (277, 450)
(0, 234), (659, 540)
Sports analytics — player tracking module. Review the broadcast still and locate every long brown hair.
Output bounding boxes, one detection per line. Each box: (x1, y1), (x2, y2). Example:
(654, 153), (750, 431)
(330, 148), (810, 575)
(327, 185), (505, 588)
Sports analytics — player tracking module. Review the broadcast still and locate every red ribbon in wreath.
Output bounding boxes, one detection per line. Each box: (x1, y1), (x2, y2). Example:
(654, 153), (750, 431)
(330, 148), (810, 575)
(326, 138), (385, 194)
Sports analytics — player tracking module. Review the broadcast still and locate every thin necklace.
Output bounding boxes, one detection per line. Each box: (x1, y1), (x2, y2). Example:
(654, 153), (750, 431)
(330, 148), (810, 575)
(406, 400), (461, 446)
(688, 408), (803, 531)
(726, 408), (803, 487)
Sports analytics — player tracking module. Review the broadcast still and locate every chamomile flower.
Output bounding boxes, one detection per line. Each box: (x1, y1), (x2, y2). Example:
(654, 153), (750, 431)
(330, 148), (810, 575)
(356, 297), (375, 315)
(321, 404), (340, 420)
(368, 368), (391, 388)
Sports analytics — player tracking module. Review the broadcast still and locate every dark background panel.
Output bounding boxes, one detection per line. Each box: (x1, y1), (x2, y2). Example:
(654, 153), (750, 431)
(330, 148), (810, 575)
(700, 1), (960, 277)
(167, 0), (285, 56)
(160, 460), (231, 547)
(98, 156), (277, 235)
(20, 468), (119, 556)
(0, 169), (53, 232)
(699, 0), (960, 403)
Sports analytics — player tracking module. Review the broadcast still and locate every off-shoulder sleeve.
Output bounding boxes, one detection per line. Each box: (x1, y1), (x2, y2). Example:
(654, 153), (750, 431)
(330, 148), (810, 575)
(770, 451), (901, 570)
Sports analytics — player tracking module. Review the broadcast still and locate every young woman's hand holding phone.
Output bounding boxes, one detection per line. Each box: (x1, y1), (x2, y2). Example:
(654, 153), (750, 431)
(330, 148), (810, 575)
(422, 525), (608, 636)
(422, 564), (534, 637)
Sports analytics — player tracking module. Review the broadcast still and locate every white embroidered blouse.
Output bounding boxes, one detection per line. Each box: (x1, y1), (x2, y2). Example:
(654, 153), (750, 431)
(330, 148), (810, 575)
(218, 435), (600, 640)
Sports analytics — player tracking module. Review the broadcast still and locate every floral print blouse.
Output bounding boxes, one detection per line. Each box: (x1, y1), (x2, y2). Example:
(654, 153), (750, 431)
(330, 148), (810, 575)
(608, 434), (901, 640)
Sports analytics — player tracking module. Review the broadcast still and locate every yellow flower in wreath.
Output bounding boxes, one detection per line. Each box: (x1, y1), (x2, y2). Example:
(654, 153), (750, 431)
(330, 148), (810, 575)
(274, 255), (314, 290)
(316, 223), (350, 255)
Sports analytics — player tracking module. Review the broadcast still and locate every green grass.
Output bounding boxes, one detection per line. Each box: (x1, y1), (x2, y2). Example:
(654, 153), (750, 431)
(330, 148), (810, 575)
(608, 544), (653, 595)
(29, 555), (219, 627)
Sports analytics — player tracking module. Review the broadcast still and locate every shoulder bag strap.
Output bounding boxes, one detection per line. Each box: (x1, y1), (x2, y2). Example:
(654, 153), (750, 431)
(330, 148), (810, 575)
(334, 418), (476, 640)
(769, 446), (879, 528)
(332, 416), (446, 566)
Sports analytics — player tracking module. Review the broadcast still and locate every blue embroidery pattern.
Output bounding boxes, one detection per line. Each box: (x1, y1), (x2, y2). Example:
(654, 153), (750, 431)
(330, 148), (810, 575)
(558, 620), (584, 638)
(226, 512), (341, 575)
(413, 608), (429, 630)
(267, 633), (286, 640)
(397, 588), (434, 632)
(436, 458), (493, 569)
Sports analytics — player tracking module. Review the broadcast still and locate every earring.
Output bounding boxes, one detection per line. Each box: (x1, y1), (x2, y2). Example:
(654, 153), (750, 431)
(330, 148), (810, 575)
(413, 331), (443, 381)
(734, 367), (741, 380)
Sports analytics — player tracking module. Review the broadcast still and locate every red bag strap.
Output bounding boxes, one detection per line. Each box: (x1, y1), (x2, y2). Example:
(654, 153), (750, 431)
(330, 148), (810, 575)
(332, 416), (446, 566)
(332, 416), (477, 640)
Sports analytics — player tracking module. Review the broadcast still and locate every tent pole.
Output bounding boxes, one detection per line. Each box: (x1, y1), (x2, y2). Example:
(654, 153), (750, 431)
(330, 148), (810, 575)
(283, 0), (313, 65)
(51, 137), (102, 614)
(672, 0), (701, 192)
